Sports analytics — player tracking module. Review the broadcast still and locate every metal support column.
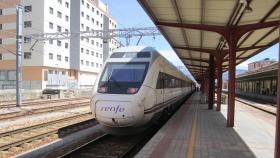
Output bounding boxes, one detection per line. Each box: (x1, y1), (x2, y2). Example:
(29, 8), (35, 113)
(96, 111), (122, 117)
(274, 24), (280, 158)
(227, 34), (237, 127)
(208, 55), (215, 109)
(216, 56), (222, 111)
(16, 5), (23, 107)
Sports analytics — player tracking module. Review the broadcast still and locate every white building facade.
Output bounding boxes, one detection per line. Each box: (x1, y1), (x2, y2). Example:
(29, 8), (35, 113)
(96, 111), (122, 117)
(0, 0), (117, 90)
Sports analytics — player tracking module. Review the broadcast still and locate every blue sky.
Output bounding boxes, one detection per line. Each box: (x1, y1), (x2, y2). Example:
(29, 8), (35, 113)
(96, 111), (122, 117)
(102, 0), (279, 78)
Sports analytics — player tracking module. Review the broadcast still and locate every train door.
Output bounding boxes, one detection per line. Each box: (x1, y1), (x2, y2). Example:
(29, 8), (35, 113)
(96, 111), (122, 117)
(156, 66), (164, 105)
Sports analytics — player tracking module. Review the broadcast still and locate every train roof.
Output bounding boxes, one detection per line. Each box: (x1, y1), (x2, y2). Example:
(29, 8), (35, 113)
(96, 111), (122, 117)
(113, 46), (156, 53)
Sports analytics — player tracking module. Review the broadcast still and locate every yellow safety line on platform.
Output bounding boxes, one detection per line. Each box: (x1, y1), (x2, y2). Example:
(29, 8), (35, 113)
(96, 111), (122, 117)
(187, 104), (198, 158)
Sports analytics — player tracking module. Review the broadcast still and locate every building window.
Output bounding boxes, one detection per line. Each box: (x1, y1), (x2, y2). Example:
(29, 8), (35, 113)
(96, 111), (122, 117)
(49, 53), (53, 59)
(100, 23), (102, 28)
(97, 10), (99, 15)
(65, 2), (69, 8)
(82, 0), (84, 5)
(86, 49), (89, 54)
(96, 42), (99, 47)
(86, 38), (89, 43)
(7, 71), (16, 81)
(0, 24), (2, 30)
(58, 0), (62, 4)
(24, 52), (31, 59)
(81, 48), (84, 53)
(24, 5), (32, 12)
(86, 15), (89, 20)
(57, 55), (61, 61)
(65, 42), (68, 48)
(0, 71), (6, 80)
(86, 26), (89, 31)
(57, 11), (62, 18)
(0, 38), (3, 44)
(96, 21), (99, 26)
(65, 29), (69, 32)
(91, 51), (94, 56)
(65, 15), (69, 21)
(49, 39), (53, 44)
(96, 63), (98, 68)
(100, 44), (102, 48)
(57, 26), (62, 32)
(91, 62), (94, 67)
(81, 60), (84, 65)
(49, 7), (53, 14)
(96, 53), (98, 57)
(81, 24), (84, 29)
(92, 7), (94, 12)
(49, 22), (53, 29)
(65, 56), (68, 62)
(91, 18), (94, 23)
(24, 37), (31, 43)
(0, 9), (2, 15)
(91, 40), (94, 45)
(87, 3), (89, 8)
(24, 21), (32, 28)
(57, 40), (62, 46)
(86, 61), (89, 66)
(81, 11), (84, 17)
(0, 53), (2, 60)
(100, 54), (102, 58)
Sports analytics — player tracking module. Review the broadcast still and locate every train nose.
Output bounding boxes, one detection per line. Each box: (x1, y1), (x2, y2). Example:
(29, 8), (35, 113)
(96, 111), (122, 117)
(95, 100), (142, 127)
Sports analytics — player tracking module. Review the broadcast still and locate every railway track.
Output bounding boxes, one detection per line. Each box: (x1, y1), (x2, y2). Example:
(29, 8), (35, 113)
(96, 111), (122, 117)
(61, 131), (155, 158)
(0, 102), (90, 121)
(0, 112), (96, 158)
(0, 97), (89, 108)
(222, 92), (276, 115)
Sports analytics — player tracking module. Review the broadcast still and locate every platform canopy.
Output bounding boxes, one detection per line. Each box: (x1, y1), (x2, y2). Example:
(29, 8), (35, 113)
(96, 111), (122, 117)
(138, 0), (280, 81)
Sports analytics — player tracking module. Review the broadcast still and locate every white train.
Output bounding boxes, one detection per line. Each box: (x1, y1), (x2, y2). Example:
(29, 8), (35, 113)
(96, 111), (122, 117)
(90, 46), (195, 134)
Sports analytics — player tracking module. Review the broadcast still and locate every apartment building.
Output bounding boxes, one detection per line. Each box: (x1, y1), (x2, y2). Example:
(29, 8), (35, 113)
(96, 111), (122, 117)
(70, 0), (117, 88)
(248, 58), (276, 71)
(0, 0), (117, 90)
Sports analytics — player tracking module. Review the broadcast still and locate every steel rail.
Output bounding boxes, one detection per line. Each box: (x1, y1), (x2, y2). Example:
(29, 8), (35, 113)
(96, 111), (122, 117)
(0, 114), (95, 151)
(0, 102), (90, 121)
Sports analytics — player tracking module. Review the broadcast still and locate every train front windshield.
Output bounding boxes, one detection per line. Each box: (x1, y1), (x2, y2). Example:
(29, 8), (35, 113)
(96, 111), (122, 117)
(98, 62), (149, 94)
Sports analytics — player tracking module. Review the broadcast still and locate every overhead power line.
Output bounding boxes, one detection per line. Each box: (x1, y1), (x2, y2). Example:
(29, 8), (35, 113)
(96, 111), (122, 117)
(26, 27), (161, 47)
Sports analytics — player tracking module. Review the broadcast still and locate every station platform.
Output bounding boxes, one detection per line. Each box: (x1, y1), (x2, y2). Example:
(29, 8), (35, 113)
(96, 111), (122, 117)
(136, 92), (275, 158)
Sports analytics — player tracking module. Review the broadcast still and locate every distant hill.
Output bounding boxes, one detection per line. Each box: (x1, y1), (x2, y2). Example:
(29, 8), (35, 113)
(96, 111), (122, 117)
(223, 69), (247, 80)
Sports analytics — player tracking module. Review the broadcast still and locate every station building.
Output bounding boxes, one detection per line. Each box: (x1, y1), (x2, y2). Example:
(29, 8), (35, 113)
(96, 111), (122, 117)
(248, 58), (276, 71)
(0, 0), (117, 90)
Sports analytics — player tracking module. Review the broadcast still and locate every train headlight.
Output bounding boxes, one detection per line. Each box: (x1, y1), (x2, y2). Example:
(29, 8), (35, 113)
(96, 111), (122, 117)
(127, 87), (138, 94)
(98, 86), (108, 93)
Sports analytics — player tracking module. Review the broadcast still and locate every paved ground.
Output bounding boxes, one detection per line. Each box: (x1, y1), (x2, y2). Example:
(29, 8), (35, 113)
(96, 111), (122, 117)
(136, 92), (275, 158)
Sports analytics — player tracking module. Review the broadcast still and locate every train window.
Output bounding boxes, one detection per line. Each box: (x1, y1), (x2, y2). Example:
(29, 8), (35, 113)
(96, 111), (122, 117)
(110, 52), (151, 58)
(156, 72), (164, 89)
(156, 72), (188, 89)
(137, 51), (150, 58)
(98, 62), (149, 94)
(272, 79), (277, 96)
(110, 52), (125, 58)
(264, 79), (271, 95)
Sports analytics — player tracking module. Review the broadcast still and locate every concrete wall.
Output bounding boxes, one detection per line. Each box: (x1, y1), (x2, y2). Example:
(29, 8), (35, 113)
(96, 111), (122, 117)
(0, 88), (92, 102)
